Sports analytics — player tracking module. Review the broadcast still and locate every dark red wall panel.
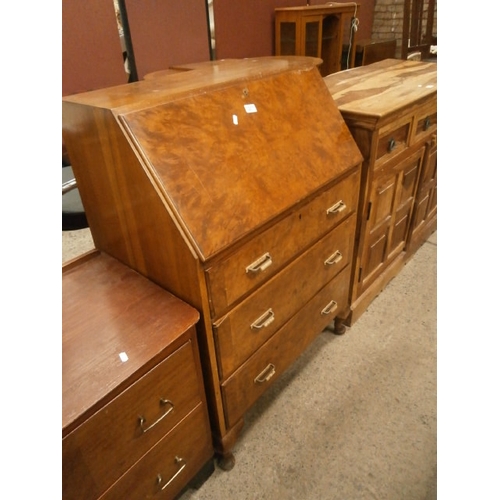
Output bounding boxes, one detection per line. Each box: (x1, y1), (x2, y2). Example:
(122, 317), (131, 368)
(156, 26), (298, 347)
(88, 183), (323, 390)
(213, 0), (375, 60)
(125, 0), (211, 79)
(62, 0), (128, 96)
(62, 1), (376, 93)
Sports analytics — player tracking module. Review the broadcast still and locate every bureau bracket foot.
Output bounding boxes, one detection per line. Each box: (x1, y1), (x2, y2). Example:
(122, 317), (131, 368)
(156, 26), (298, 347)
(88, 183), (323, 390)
(216, 452), (236, 471)
(326, 317), (347, 335)
(213, 417), (244, 471)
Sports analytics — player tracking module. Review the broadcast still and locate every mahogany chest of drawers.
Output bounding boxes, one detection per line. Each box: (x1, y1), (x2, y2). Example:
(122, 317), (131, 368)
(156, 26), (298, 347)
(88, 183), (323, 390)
(62, 56), (363, 468)
(62, 251), (213, 499)
(324, 58), (437, 325)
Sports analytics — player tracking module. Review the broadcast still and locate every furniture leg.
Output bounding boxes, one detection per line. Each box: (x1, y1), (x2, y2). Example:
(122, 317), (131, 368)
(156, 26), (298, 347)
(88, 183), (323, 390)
(213, 418), (244, 471)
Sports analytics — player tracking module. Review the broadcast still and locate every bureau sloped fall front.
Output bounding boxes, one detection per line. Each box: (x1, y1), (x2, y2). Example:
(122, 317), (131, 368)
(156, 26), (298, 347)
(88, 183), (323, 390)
(62, 56), (364, 470)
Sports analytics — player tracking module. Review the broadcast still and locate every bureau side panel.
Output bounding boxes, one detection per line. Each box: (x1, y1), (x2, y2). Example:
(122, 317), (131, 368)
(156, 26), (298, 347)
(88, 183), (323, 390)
(62, 102), (205, 310)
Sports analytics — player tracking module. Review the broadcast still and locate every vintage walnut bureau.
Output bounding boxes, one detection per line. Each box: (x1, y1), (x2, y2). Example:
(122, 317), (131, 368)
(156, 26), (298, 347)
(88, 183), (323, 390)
(324, 58), (437, 325)
(62, 57), (363, 468)
(62, 251), (213, 499)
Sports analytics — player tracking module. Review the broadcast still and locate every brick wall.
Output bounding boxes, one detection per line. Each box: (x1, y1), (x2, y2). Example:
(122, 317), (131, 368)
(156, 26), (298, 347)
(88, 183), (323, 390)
(371, 0), (437, 57)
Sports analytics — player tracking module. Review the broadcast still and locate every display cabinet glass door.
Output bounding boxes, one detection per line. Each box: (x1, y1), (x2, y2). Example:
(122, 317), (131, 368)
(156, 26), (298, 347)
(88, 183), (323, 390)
(302, 17), (322, 58)
(278, 22), (297, 56)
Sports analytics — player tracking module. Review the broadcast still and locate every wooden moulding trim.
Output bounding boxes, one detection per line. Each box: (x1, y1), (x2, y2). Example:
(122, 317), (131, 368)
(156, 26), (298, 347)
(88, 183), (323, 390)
(62, 249), (100, 273)
(193, 280), (230, 437)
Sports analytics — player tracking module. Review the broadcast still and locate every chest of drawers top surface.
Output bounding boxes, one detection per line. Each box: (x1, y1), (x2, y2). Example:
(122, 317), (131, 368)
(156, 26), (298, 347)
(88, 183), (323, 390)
(62, 251), (200, 434)
(323, 59), (437, 121)
(63, 56), (362, 262)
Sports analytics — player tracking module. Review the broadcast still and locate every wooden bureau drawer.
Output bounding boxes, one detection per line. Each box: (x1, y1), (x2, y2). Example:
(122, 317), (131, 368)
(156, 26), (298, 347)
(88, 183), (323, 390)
(214, 214), (356, 381)
(221, 265), (351, 429)
(62, 341), (202, 500)
(99, 404), (213, 500)
(375, 118), (412, 168)
(206, 168), (360, 317)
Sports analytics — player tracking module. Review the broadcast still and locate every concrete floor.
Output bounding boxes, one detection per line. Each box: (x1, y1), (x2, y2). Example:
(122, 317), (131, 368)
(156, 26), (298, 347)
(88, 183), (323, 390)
(62, 229), (437, 499)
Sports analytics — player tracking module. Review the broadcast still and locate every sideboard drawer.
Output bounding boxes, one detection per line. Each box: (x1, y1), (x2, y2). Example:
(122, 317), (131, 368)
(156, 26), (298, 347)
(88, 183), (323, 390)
(221, 265), (351, 429)
(206, 168), (360, 317)
(99, 404), (213, 500)
(375, 118), (412, 167)
(413, 101), (437, 143)
(63, 340), (202, 500)
(214, 214), (356, 380)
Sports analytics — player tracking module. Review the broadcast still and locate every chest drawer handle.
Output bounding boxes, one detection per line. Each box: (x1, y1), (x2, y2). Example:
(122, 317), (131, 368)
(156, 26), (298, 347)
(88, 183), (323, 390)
(157, 456), (186, 492)
(423, 116), (432, 130)
(138, 398), (174, 433)
(251, 308), (275, 330)
(321, 300), (338, 315)
(388, 138), (396, 152)
(254, 363), (276, 384)
(246, 252), (272, 274)
(326, 200), (346, 215)
(324, 250), (343, 266)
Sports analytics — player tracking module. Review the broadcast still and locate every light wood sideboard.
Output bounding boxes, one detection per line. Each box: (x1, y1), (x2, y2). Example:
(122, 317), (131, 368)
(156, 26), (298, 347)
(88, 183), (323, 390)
(62, 56), (363, 468)
(62, 251), (213, 499)
(324, 58), (437, 325)
(274, 3), (359, 75)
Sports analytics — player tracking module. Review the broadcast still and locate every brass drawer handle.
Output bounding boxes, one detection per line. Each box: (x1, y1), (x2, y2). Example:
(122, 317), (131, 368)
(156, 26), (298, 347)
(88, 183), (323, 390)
(321, 300), (338, 315)
(254, 363), (276, 384)
(324, 250), (343, 266)
(326, 200), (346, 215)
(251, 308), (275, 330)
(138, 398), (174, 433)
(156, 456), (186, 492)
(388, 138), (396, 152)
(246, 252), (272, 274)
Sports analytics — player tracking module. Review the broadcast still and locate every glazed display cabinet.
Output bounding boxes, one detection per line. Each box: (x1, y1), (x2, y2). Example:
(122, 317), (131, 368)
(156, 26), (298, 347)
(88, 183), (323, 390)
(275, 3), (359, 75)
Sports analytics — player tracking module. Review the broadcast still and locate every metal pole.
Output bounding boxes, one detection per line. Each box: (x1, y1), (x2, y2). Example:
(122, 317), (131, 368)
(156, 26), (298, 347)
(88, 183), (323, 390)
(117, 0), (138, 82)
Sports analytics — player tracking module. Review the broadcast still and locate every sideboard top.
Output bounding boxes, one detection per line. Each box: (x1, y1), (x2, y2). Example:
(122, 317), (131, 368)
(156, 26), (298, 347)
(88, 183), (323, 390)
(323, 59), (437, 119)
